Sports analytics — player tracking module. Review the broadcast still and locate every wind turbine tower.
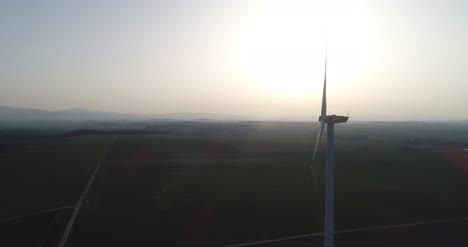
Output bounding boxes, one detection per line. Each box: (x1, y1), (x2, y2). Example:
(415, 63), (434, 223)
(312, 34), (349, 247)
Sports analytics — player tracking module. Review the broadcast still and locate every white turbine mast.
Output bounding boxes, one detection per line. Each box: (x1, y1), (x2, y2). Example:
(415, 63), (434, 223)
(312, 29), (349, 247)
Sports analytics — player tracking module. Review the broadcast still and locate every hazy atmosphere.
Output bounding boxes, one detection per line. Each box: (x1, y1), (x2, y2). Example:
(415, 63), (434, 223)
(2, 2), (468, 247)
(1, 0), (467, 121)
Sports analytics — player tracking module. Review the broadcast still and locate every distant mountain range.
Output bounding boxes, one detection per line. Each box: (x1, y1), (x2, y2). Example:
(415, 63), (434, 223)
(0, 105), (253, 122)
(1, 105), (466, 123)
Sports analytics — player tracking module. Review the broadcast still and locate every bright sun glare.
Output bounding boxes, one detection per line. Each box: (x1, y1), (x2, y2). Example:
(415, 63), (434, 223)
(234, 0), (373, 97)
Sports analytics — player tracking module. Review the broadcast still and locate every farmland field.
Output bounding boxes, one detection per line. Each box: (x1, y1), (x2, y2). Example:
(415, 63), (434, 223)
(0, 135), (114, 246)
(1, 121), (468, 246)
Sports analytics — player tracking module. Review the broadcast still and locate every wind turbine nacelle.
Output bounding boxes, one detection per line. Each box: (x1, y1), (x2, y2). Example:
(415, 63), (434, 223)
(319, 115), (349, 124)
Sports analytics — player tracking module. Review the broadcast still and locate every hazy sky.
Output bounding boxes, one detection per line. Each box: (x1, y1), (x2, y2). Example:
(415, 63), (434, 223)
(1, 0), (467, 120)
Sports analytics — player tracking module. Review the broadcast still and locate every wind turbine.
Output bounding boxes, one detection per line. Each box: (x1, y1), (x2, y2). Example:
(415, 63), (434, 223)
(312, 33), (349, 247)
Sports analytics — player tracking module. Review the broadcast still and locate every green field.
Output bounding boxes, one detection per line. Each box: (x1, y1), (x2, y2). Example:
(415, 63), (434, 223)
(1, 121), (468, 246)
(0, 136), (114, 218)
(0, 135), (114, 246)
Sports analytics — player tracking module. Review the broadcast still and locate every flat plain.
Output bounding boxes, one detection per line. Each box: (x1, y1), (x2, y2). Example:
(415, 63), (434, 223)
(1, 121), (468, 246)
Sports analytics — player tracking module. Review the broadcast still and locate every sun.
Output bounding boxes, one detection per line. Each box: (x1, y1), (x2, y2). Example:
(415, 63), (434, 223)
(233, 0), (373, 97)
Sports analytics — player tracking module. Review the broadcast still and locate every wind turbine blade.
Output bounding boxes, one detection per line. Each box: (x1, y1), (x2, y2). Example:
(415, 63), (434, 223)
(321, 29), (327, 117)
(312, 121), (325, 160)
(321, 61), (327, 116)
